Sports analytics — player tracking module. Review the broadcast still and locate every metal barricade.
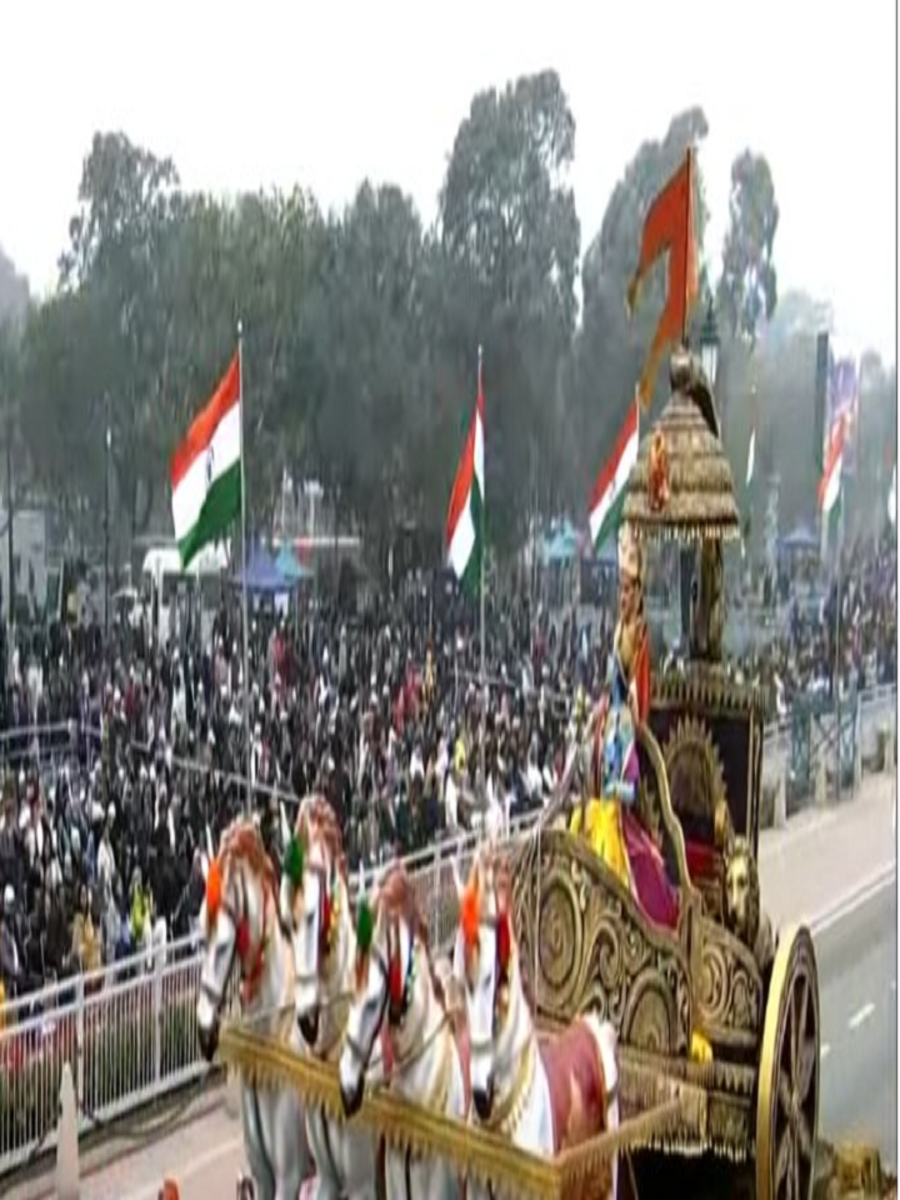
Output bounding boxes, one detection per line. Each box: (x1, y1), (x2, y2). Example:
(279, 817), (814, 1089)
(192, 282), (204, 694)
(0, 934), (238, 1178)
(0, 684), (893, 1173)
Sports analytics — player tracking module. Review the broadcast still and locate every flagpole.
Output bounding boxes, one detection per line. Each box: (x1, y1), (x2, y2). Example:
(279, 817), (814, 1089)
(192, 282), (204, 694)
(237, 320), (252, 817)
(833, 478), (843, 802)
(682, 145), (693, 346)
(478, 344), (486, 806)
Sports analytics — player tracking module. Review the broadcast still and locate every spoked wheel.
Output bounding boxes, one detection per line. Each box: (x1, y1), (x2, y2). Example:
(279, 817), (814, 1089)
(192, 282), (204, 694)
(756, 925), (820, 1200)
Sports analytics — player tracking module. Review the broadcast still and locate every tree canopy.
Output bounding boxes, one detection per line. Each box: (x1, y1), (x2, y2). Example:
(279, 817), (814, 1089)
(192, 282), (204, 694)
(0, 72), (884, 571)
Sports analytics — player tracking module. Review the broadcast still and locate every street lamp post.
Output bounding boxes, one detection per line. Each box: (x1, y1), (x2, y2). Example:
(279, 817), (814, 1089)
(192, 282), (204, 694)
(104, 397), (111, 640)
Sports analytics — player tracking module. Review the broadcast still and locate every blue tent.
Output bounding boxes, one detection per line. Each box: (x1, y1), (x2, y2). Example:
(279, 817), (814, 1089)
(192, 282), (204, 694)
(233, 545), (289, 593)
(778, 523), (819, 554)
(276, 543), (313, 583)
(594, 535), (618, 567)
(541, 519), (583, 565)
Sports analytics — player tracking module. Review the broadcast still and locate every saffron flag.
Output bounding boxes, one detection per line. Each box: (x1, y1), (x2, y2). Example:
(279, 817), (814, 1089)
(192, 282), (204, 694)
(446, 353), (485, 593)
(589, 399), (639, 551)
(627, 148), (699, 409)
(171, 354), (242, 569)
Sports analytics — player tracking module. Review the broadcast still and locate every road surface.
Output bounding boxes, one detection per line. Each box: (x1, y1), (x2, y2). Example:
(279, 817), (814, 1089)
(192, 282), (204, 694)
(8, 776), (897, 1199)
(815, 873), (896, 1167)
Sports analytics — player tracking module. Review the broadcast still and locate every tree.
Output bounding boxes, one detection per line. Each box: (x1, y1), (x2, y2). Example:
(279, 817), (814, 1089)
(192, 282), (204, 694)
(18, 291), (105, 518)
(0, 246), (28, 325)
(59, 131), (183, 539)
(306, 183), (429, 564)
(439, 70), (581, 552)
(717, 151), (779, 344)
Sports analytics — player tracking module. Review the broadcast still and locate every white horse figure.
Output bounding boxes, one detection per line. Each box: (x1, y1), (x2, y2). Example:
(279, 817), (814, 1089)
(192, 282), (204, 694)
(196, 819), (312, 1200)
(338, 861), (470, 1200)
(452, 844), (620, 1200)
(279, 795), (380, 1200)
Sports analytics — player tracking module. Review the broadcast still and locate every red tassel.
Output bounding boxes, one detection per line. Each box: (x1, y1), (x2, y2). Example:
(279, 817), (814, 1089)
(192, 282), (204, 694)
(236, 919), (251, 960)
(321, 889), (332, 951)
(389, 950), (404, 1008)
(496, 911), (511, 974)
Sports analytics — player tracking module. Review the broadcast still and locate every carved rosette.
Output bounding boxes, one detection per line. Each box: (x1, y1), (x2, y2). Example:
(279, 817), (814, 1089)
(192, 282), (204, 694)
(694, 913), (763, 1052)
(663, 715), (727, 827)
(513, 832), (692, 1057)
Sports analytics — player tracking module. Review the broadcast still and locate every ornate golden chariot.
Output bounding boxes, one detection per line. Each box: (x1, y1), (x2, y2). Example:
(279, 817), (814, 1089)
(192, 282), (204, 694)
(511, 351), (820, 1200)
(216, 354), (820, 1200)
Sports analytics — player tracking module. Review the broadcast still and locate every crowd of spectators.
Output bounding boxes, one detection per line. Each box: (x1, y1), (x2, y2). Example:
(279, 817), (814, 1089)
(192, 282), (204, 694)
(0, 535), (895, 1005)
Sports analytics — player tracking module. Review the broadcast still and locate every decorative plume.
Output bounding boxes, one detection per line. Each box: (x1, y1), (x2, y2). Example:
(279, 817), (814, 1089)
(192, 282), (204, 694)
(206, 858), (222, 921)
(460, 877), (480, 950)
(356, 896), (374, 955)
(284, 835), (304, 889)
(496, 910), (511, 971)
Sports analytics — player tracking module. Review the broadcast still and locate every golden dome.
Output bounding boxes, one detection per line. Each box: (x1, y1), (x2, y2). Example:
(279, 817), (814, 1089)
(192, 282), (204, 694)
(622, 350), (740, 543)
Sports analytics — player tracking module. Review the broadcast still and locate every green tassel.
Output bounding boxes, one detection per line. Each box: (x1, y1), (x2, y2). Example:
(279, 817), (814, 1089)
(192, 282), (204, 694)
(356, 896), (374, 953)
(284, 835), (304, 888)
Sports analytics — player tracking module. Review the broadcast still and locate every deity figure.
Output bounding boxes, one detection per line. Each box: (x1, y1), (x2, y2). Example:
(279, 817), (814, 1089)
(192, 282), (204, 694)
(648, 427), (670, 512)
(613, 525), (651, 726)
(570, 523), (679, 930)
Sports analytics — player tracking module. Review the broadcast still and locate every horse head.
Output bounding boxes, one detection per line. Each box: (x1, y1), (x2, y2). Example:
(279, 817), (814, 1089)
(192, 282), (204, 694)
(279, 794), (348, 1050)
(339, 861), (435, 1117)
(196, 819), (279, 1062)
(452, 842), (518, 1123)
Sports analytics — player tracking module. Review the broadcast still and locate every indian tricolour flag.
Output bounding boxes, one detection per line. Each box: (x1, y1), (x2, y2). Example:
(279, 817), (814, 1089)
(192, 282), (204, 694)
(818, 416), (846, 541)
(171, 353), (242, 569)
(445, 352), (485, 593)
(589, 399), (639, 551)
(745, 427), (756, 488)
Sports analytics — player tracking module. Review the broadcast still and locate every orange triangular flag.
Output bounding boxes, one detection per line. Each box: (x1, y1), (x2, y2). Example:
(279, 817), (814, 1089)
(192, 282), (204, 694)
(626, 147), (699, 409)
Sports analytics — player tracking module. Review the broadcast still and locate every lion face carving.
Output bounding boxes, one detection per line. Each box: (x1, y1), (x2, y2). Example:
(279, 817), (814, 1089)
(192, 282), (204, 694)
(724, 837), (760, 951)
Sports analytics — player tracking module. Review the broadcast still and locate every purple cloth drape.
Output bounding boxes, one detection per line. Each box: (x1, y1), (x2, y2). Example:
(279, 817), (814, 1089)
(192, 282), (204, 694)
(622, 808), (680, 930)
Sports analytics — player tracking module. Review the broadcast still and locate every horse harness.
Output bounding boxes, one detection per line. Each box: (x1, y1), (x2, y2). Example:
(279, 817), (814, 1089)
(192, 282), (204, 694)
(200, 862), (272, 1013)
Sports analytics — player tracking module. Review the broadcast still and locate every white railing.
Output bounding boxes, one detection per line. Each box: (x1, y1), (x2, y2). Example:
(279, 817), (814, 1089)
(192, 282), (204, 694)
(0, 935), (238, 1178)
(0, 683), (894, 1178)
(761, 683), (896, 783)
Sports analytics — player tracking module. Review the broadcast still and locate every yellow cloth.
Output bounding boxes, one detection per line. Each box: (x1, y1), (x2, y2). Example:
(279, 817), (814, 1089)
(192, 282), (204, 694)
(72, 914), (101, 973)
(569, 798), (631, 893)
(454, 739), (467, 772)
(131, 890), (150, 942)
(690, 1032), (713, 1064)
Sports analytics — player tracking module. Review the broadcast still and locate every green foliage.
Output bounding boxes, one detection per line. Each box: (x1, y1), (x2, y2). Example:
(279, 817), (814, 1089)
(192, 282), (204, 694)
(0, 244), (29, 325)
(1, 83), (828, 568)
(439, 70), (581, 552)
(717, 151), (780, 344)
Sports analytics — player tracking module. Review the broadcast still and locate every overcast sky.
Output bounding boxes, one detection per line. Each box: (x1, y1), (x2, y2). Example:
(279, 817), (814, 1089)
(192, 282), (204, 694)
(1, 0), (896, 363)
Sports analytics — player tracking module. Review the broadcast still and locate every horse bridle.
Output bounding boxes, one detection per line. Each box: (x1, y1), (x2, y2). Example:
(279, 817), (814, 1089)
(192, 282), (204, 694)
(200, 864), (267, 1012)
(290, 853), (337, 990)
(344, 930), (390, 1071)
(467, 896), (510, 1059)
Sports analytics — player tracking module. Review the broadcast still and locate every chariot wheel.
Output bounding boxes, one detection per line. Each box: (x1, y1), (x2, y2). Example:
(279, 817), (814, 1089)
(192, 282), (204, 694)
(756, 924), (820, 1200)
